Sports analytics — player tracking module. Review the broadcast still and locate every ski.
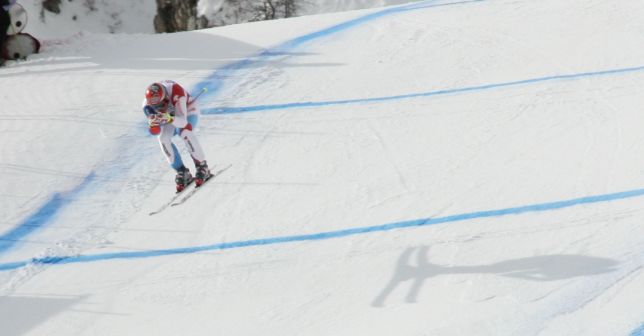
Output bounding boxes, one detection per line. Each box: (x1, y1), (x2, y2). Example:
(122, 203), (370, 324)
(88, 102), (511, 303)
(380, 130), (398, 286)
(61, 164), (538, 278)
(148, 180), (195, 216)
(170, 164), (232, 207)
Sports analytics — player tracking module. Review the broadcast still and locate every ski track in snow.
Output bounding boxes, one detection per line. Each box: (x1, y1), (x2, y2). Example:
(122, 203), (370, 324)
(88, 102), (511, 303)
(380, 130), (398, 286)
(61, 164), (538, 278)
(1, 0), (477, 263)
(191, 0), (484, 99)
(1, 0), (642, 269)
(1, 185), (643, 270)
(1, 0), (644, 334)
(0, 172), (96, 255)
(4, 0), (643, 268)
(202, 64), (644, 115)
(632, 323), (644, 336)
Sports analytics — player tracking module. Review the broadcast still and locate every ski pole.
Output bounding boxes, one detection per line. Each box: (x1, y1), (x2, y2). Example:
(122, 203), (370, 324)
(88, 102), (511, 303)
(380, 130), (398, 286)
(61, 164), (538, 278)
(189, 87), (208, 104)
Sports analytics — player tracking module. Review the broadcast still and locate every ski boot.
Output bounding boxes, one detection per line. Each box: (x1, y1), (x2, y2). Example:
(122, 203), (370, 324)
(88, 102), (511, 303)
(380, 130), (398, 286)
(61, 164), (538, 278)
(175, 166), (193, 193)
(194, 161), (211, 187)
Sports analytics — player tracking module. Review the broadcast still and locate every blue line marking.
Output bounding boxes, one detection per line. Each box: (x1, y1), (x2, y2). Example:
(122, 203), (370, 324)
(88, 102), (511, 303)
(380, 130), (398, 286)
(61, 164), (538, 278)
(190, 0), (483, 99)
(1, 186), (642, 271)
(631, 323), (644, 336)
(201, 64), (644, 115)
(276, 0), (483, 51)
(0, 172), (96, 255)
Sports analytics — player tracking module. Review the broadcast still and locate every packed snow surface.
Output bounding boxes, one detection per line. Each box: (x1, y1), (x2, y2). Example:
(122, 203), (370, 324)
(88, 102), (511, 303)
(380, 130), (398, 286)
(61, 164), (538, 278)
(1, 0), (644, 335)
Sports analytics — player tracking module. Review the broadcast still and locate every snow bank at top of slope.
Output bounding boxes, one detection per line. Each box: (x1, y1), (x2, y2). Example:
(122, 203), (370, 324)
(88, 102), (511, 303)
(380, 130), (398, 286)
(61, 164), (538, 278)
(196, 0), (421, 29)
(19, 0), (421, 40)
(19, 0), (156, 39)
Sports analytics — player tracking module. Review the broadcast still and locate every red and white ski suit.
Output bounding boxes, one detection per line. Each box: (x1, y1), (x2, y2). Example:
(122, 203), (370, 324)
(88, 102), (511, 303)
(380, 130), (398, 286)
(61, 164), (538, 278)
(143, 80), (206, 169)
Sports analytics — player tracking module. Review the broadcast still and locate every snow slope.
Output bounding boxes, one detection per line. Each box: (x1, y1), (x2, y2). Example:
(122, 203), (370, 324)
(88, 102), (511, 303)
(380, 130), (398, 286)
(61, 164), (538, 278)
(1, 0), (644, 335)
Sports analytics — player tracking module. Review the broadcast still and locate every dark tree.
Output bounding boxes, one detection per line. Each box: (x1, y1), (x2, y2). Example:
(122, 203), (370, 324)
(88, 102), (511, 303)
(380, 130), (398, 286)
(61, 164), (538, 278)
(260, 0), (297, 20)
(154, 0), (208, 33)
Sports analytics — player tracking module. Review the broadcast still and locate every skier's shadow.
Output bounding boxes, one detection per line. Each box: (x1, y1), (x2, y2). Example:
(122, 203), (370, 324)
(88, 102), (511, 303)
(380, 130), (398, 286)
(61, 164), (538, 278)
(371, 246), (618, 307)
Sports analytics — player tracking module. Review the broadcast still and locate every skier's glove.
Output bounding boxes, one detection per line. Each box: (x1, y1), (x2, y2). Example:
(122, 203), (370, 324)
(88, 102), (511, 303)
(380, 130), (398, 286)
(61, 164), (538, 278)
(149, 125), (161, 135)
(144, 105), (173, 124)
(147, 112), (173, 126)
(146, 114), (170, 136)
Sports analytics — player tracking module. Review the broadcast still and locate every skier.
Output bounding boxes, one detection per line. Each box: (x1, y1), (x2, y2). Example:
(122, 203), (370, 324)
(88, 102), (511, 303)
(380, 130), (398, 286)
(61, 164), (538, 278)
(143, 80), (211, 192)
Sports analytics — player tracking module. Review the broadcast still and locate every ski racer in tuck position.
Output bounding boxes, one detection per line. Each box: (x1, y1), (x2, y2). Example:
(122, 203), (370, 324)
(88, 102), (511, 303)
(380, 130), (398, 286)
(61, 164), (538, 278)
(143, 80), (211, 192)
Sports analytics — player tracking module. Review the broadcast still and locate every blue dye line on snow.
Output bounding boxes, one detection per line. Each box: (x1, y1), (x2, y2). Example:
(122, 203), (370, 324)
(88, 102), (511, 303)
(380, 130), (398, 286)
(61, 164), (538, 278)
(202, 64), (644, 115)
(0, 194), (70, 254)
(631, 323), (644, 336)
(1, 186), (643, 271)
(0, 172), (96, 255)
(275, 0), (483, 51)
(190, 0), (483, 99)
